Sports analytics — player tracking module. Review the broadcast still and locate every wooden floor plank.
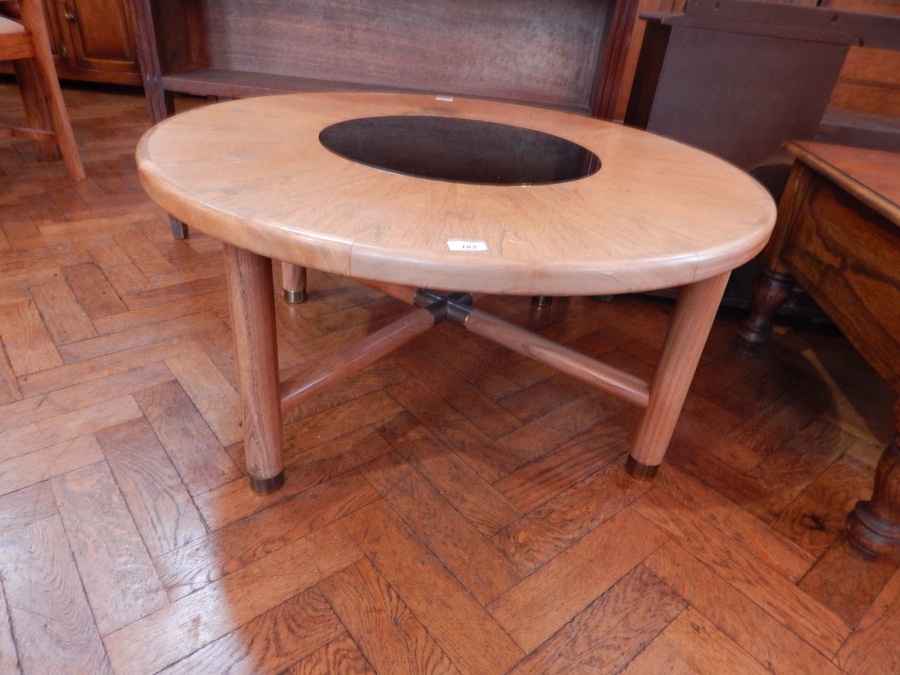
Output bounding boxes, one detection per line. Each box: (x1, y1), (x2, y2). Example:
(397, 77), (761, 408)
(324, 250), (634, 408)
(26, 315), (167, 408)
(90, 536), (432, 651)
(155, 470), (378, 600)
(98, 418), (209, 558)
(497, 394), (627, 469)
(377, 411), (523, 537)
(654, 464), (816, 583)
(650, 607), (771, 674)
(160, 587), (345, 675)
(492, 420), (632, 515)
(342, 500), (524, 674)
(0, 582), (19, 674)
(16, 334), (199, 399)
(0, 394), (143, 462)
(0, 298), (64, 375)
(489, 508), (668, 653)
(396, 339), (523, 440)
(494, 462), (652, 574)
(836, 568), (900, 674)
(362, 451), (522, 604)
(0, 516), (112, 674)
(134, 379), (243, 495)
(633, 487), (851, 656)
(0, 361), (173, 432)
(0, 434), (104, 497)
(29, 278), (98, 345)
(770, 454), (874, 557)
(320, 558), (461, 674)
(387, 375), (513, 483)
(0, 341), (21, 404)
(798, 538), (898, 628)
(51, 461), (169, 635)
(61, 261), (129, 319)
(103, 520), (362, 674)
(58, 310), (224, 364)
(283, 634), (376, 674)
(196, 426), (392, 531)
(509, 565), (686, 675)
(646, 540), (844, 673)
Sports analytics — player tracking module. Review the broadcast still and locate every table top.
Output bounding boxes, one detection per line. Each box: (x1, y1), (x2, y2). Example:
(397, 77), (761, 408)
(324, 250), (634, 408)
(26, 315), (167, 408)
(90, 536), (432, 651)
(136, 92), (776, 296)
(788, 141), (900, 227)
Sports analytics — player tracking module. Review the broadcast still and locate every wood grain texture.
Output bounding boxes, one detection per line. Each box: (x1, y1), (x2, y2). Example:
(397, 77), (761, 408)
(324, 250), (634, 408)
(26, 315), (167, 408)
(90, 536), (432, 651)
(490, 508), (667, 652)
(97, 418), (208, 558)
(51, 461), (169, 635)
(0, 298), (63, 375)
(0, 82), (898, 674)
(646, 541), (844, 674)
(0, 516), (112, 674)
(320, 558), (461, 674)
(103, 520), (361, 674)
(136, 92), (775, 297)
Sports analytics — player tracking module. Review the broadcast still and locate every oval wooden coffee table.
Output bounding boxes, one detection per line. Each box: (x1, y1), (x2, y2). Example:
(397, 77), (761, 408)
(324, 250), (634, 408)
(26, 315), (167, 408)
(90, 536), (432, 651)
(137, 91), (776, 493)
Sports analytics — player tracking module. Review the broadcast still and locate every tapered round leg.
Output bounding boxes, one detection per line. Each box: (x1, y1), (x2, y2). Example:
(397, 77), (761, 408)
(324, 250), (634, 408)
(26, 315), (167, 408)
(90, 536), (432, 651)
(282, 263), (308, 304)
(628, 272), (730, 476)
(223, 245), (285, 493)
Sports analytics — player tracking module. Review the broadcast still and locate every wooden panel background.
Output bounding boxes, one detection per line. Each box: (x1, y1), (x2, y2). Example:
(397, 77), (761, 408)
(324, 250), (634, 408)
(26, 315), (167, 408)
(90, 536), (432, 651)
(193, 0), (614, 110)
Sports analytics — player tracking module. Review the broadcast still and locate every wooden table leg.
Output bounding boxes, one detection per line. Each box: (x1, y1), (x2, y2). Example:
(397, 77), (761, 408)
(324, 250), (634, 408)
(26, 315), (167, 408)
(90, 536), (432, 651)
(737, 160), (813, 352)
(847, 400), (900, 559)
(282, 262), (308, 304)
(627, 271), (730, 478)
(223, 245), (285, 493)
(737, 265), (795, 352)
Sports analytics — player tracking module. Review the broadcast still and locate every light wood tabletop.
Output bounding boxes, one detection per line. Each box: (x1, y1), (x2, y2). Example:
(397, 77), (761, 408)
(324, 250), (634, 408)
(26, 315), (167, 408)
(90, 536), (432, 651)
(136, 92), (777, 492)
(137, 92), (776, 297)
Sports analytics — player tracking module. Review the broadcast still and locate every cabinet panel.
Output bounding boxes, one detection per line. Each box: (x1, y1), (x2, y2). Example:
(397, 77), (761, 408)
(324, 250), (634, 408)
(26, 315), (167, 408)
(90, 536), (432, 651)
(129, 0), (638, 122)
(46, 0), (141, 84)
(67, 0), (137, 69)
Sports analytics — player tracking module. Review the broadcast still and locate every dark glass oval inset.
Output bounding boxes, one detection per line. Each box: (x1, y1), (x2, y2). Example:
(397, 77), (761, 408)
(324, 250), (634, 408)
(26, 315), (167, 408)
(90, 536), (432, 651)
(319, 115), (600, 185)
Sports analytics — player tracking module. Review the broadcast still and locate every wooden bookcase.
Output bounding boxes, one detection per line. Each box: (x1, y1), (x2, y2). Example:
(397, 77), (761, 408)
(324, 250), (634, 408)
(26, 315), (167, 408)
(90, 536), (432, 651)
(127, 0), (638, 124)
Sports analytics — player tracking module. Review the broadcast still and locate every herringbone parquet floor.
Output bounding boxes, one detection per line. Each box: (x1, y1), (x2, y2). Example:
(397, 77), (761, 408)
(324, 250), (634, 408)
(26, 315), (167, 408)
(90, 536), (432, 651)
(1, 80), (899, 674)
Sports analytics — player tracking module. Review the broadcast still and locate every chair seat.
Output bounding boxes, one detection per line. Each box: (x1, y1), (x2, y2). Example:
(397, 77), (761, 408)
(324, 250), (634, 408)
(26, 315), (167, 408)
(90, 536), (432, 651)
(0, 17), (32, 60)
(0, 17), (26, 34)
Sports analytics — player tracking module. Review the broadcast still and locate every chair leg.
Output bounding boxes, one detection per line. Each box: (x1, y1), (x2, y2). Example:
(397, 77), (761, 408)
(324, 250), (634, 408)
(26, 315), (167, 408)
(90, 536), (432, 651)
(13, 59), (59, 162)
(20, 0), (85, 180)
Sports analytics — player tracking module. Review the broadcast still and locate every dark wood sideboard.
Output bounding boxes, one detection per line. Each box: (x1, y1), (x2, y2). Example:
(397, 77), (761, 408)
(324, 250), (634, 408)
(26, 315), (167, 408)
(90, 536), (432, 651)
(622, 0), (900, 310)
(739, 141), (900, 560)
(126, 0), (638, 126)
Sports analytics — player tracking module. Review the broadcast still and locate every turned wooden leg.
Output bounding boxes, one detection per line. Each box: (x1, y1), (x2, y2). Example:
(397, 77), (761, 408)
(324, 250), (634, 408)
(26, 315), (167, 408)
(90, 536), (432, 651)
(223, 244), (285, 493)
(169, 216), (188, 239)
(847, 400), (900, 559)
(627, 271), (730, 478)
(737, 267), (794, 352)
(737, 159), (815, 353)
(282, 262), (308, 303)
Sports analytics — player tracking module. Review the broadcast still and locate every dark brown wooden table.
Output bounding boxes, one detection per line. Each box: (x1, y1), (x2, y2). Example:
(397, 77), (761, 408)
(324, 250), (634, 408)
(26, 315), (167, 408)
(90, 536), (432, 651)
(739, 140), (900, 560)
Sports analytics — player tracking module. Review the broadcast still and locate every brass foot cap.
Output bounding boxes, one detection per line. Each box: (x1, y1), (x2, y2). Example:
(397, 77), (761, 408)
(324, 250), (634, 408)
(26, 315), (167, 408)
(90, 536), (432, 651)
(625, 456), (659, 480)
(249, 471), (285, 494)
(284, 289), (308, 304)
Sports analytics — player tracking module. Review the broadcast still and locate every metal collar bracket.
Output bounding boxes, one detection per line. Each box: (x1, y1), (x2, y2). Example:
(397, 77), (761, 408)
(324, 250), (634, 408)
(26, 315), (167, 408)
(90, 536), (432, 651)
(414, 289), (474, 325)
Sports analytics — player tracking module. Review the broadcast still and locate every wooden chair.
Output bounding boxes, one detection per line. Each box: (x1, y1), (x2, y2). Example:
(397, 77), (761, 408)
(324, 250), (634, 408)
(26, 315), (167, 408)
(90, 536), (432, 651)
(0, 0), (84, 179)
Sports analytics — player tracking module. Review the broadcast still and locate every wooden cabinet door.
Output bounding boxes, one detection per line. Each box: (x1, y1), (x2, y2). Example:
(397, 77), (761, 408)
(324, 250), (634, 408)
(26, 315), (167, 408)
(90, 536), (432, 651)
(49, 0), (141, 84)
